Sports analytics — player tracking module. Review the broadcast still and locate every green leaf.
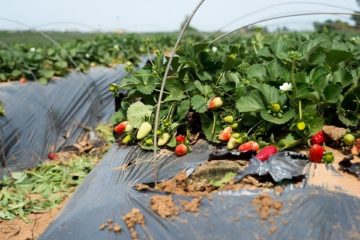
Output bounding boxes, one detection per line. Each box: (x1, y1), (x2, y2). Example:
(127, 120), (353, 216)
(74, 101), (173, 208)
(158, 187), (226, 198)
(164, 89), (186, 102)
(302, 104), (324, 135)
(277, 133), (301, 150)
(325, 50), (352, 67)
(176, 99), (190, 120)
(253, 84), (281, 104)
(324, 83), (342, 103)
(54, 61), (68, 69)
(200, 113), (221, 143)
(267, 60), (287, 80)
(295, 87), (320, 103)
(260, 109), (295, 124)
(191, 95), (207, 113)
(194, 81), (213, 97)
(0, 73), (6, 81)
(337, 86), (360, 126)
(111, 110), (126, 124)
(310, 67), (329, 91)
(270, 39), (291, 59)
(11, 70), (22, 78)
(166, 134), (177, 148)
(333, 69), (353, 88)
(236, 91), (265, 112)
(127, 102), (153, 128)
(247, 64), (267, 80)
(224, 72), (240, 87)
(40, 69), (55, 79)
(136, 77), (156, 95)
(0, 101), (5, 116)
(210, 172), (236, 187)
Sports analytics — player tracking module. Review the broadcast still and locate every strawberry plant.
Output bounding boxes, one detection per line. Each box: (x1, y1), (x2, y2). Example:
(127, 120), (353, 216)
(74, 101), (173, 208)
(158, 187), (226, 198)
(110, 30), (359, 158)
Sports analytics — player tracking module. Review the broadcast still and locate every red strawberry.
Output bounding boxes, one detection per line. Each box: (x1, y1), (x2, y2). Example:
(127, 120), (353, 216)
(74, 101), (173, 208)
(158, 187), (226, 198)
(238, 141), (260, 152)
(175, 144), (188, 156)
(208, 97), (223, 110)
(176, 135), (186, 143)
(311, 131), (326, 145)
(218, 127), (232, 141)
(114, 121), (131, 135)
(19, 77), (27, 84)
(255, 145), (278, 161)
(47, 152), (57, 160)
(309, 144), (325, 163)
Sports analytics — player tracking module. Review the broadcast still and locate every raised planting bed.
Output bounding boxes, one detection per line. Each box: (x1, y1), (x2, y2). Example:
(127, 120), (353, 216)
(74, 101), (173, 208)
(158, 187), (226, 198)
(40, 142), (360, 240)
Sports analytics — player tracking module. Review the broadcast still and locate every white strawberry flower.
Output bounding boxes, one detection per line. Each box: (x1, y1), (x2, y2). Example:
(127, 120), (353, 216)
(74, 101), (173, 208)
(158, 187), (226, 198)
(279, 82), (292, 92)
(30, 48), (36, 52)
(85, 53), (90, 58)
(212, 46), (218, 52)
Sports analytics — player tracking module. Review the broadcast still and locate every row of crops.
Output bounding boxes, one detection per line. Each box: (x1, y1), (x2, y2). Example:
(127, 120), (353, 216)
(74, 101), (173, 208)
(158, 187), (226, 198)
(110, 30), (360, 157)
(0, 33), (203, 83)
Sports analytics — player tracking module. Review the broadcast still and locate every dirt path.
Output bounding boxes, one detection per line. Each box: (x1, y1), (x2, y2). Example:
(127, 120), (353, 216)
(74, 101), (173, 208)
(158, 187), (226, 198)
(0, 197), (69, 240)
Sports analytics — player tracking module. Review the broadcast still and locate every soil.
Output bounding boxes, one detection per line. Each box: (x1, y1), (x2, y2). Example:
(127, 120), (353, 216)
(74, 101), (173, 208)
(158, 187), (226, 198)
(137, 160), (286, 198)
(181, 198), (201, 213)
(0, 132), (109, 240)
(122, 208), (145, 240)
(150, 195), (179, 218)
(307, 147), (360, 198)
(0, 197), (69, 240)
(252, 194), (283, 220)
(251, 194), (283, 235)
(98, 218), (122, 233)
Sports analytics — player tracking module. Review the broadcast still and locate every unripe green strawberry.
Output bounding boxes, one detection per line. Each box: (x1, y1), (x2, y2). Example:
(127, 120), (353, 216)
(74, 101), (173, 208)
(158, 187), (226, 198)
(232, 133), (240, 138)
(271, 103), (281, 113)
(122, 134), (132, 145)
(125, 122), (133, 132)
(343, 134), (355, 146)
(137, 122), (152, 140)
(158, 133), (171, 146)
(296, 121), (306, 131)
(223, 115), (234, 124)
(322, 152), (334, 164)
(208, 97), (223, 110)
(227, 137), (239, 150)
(236, 137), (245, 144)
(231, 123), (239, 129)
(145, 138), (153, 146)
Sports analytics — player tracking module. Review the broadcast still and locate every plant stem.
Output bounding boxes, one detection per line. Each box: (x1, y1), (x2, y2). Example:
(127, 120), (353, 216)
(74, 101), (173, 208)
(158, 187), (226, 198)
(291, 61), (297, 92)
(152, 0), (206, 184)
(211, 112), (216, 138)
(299, 100), (303, 120)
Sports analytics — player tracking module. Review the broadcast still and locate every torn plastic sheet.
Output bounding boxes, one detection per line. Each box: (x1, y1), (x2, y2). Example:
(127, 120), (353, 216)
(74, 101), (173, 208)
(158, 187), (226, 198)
(339, 155), (360, 179)
(41, 142), (360, 240)
(0, 65), (127, 177)
(235, 152), (309, 182)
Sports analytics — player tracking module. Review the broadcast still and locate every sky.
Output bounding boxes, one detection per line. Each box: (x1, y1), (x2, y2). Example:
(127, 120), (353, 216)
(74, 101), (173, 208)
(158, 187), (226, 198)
(0, 0), (358, 32)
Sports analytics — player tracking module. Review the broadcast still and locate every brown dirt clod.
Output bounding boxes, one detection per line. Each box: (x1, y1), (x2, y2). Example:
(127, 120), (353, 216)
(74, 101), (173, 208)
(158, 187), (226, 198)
(150, 195), (179, 218)
(181, 198), (201, 213)
(252, 194), (283, 221)
(122, 208), (145, 240)
(113, 223), (122, 233)
(99, 223), (107, 230)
